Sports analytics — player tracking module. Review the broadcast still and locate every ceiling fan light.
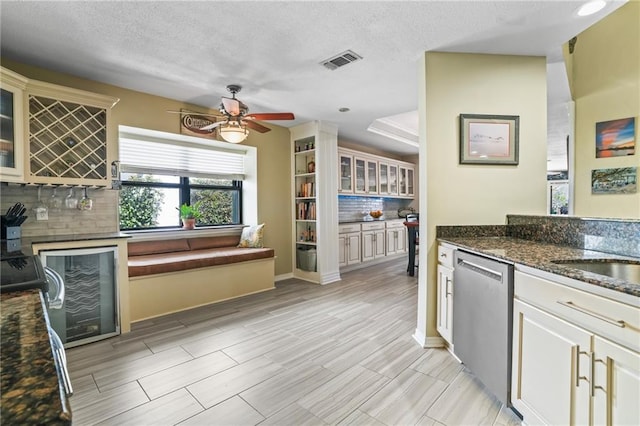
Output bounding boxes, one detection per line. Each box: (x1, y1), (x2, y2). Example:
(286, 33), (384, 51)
(219, 122), (249, 143)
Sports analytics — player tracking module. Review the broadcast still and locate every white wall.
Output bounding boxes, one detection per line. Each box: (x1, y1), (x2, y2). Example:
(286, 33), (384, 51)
(416, 52), (548, 345)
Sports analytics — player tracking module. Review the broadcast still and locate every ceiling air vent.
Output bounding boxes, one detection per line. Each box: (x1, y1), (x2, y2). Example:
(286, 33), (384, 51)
(321, 50), (362, 70)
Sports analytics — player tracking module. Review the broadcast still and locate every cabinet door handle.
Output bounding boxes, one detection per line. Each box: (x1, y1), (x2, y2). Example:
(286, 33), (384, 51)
(445, 277), (453, 296)
(557, 301), (626, 328)
(591, 356), (608, 398)
(573, 345), (590, 388)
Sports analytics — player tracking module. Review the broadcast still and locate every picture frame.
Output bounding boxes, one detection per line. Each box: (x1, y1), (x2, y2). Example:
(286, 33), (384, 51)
(459, 114), (519, 165)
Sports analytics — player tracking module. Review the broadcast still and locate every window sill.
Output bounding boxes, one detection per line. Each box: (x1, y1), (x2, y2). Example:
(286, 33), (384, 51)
(123, 225), (244, 242)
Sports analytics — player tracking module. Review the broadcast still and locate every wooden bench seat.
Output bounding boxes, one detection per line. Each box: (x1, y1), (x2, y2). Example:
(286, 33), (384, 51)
(127, 234), (275, 322)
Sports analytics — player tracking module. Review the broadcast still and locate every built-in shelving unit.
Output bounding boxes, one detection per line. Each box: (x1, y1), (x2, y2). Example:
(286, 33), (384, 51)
(291, 121), (340, 284)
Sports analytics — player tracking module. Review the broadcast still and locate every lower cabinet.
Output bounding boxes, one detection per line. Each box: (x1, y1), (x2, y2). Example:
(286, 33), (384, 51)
(512, 299), (591, 425)
(338, 231), (361, 267)
(385, 221), (407, 256)
(436, 243), (455, 345)
(592, 336), (640, 426)
(361, 227), (385, 262)
(512, 270), (640, 426)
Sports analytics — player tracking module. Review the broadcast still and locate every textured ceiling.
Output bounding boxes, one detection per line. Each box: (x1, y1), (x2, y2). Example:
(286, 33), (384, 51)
(0, 1), (627, 168)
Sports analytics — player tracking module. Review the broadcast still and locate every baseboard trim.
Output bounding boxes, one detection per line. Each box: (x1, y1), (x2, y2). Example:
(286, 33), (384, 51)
(413, 329), (446, 349)
(275, 273), (294, 282)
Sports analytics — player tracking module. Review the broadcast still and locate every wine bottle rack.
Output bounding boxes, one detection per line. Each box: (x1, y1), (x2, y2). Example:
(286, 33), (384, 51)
(29, 95), (107, 182)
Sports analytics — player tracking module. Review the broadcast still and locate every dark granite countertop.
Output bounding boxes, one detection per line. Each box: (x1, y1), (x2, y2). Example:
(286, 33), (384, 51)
(1, 290), (71, 425)
(339, 218), (404, 224)
(439, 236), (640, 298)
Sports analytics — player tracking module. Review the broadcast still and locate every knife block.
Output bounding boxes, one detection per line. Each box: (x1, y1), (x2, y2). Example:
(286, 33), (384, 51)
(1, 216), (22, 240)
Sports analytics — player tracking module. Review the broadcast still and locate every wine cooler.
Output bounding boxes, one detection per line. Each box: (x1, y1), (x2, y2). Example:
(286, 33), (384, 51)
(40, 246), (119, 347)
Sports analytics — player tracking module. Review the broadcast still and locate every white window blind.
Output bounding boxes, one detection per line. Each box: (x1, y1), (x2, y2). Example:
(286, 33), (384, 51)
(119, 129), (246, 180)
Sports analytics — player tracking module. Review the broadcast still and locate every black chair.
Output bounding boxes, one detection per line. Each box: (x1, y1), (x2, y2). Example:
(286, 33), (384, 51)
(404, 214), (419, 276)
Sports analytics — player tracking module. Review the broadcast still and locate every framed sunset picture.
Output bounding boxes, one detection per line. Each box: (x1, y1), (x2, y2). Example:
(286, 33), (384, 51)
(595, 117), (636, 158)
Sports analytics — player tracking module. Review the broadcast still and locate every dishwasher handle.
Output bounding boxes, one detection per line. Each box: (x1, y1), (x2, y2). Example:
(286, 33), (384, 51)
(457, 258), (503, 282)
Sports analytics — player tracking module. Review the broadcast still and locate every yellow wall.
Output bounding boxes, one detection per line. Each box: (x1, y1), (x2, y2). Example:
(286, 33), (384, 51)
(419, 52), (548, 340)
(3, 59), (293, 276)
(570, 1), (640, 218)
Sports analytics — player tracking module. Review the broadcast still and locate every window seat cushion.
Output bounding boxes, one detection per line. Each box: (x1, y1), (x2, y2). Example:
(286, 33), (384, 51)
(128, 246), (275, 277)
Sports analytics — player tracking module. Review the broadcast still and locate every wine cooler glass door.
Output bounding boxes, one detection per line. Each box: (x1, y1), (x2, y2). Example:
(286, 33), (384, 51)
(40, 246), (119, 348)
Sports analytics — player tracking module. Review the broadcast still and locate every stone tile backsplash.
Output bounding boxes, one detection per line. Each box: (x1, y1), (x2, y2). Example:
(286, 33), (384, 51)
(338, 196), (412, 222)
(507, 215), (640, 258)
(1, 184), (118, 237)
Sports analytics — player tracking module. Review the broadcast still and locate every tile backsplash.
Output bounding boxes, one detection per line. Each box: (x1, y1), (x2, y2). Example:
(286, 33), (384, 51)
(338, 195), (412, 222)
(1, 184), (118, 237)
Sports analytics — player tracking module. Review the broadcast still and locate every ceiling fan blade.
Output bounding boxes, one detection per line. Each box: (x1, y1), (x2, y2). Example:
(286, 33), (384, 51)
(167, 110), (217, 117)
(222, 97), (241, 116)
(243, 120), (271, 133)
(199, 121), (224, 131)
(245, 112), (295, 121)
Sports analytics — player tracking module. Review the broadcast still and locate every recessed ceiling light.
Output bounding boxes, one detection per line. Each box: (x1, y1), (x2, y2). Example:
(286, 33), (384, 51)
(339, 107), (350, 112)
(577, 0), (606, 17)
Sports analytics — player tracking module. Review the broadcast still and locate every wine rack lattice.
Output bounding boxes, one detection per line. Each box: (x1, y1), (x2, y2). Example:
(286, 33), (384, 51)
(29, 95), (107, 181)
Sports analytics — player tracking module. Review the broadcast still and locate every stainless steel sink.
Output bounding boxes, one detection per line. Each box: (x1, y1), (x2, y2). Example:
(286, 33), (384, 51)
(552, 259), (640, 284)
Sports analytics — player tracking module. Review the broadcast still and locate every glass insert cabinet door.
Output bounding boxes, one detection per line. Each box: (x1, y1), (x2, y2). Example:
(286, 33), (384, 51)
(40, 246), (119, 347)
(0, 89), (16, 169)
(367, 160), (378, 194)
(354, 158), (366, 193)
(339, 154), (353, 192)
(389, 164), (398, 195)
(399, 167), (407, 195)
(407, 168), (414, 196)
(379, 163), (389, 194)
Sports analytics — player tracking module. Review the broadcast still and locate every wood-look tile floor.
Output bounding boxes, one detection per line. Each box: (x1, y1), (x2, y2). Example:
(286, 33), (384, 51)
(68, 258), (522, 426)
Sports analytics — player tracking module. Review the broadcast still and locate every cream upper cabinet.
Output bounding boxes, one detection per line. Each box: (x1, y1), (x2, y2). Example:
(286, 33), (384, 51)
(406, 167), (414, 197)
(399, 166), (408, 196)
(366, 159), (378, 194)
(26, 80), (119, 187)
(389, 164), (398, 196)
(337, 148), (414, 199)
(379, 162), (389, 194)
(354, 156), (366, 194)
(338, 153), (353, 193)
(0, 67), (28, 183)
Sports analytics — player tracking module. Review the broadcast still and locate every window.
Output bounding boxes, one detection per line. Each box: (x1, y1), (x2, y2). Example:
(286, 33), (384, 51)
(118, 126), (251, 231)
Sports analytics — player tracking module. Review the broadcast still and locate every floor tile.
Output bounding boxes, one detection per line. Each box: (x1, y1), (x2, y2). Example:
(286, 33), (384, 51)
(427, 369), (502, 425)
(410, 348), (464, 384)
(298, 365), (389, 424)
(96, 388), (202, 425)
(139, 350), (237, 399)
(187, 355), (285, 408)
(71, 381), (149, 425)
(359, 368), (448, 425)
(180, 395), (264, 425)
(241, 363), (335, 417)
(92, 346), (193, 391)
(259, 403), (328, 426)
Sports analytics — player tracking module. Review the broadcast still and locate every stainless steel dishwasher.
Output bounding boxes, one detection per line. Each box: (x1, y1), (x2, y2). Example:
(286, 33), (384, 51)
(453, 250), (514, 407)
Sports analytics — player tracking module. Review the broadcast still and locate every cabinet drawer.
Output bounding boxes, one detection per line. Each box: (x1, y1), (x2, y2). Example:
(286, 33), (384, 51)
(361, 222), (385, 231)
(437, 244), (455, 268)
(339, 224), (361, 234)
(385, 220), (405, 229)
(515, 270), (640, 351)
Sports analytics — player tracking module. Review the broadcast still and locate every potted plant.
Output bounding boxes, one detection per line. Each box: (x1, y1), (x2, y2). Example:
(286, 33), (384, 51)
(177, 203), (201, 230)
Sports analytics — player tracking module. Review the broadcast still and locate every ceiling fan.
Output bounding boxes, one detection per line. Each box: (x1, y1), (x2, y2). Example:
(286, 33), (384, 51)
(170, 85), (295, 143)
